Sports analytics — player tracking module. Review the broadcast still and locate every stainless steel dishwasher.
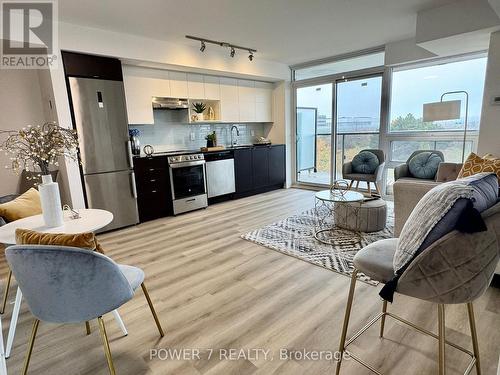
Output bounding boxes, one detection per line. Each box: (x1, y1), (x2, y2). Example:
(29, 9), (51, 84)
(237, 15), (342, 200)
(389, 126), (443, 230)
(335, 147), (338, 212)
(204, 151), (236, 198)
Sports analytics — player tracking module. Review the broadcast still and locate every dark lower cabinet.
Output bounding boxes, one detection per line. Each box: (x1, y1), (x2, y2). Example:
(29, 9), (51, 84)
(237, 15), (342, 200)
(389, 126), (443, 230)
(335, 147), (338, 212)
(134, 156), (172, 222)
(234, 148), (253, 194)
(252, 147), (270, 189)
(234, 145), (286, 197)
(269, 145), (286, 186)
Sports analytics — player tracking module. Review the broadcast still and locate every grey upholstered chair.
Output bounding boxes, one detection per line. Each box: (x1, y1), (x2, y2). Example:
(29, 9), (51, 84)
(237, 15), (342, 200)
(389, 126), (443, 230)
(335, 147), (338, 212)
(394, 149), (445, 182)
(336, 201), (500, 375)
(342, 149), (385, 195)
(5, 245), (165, 375)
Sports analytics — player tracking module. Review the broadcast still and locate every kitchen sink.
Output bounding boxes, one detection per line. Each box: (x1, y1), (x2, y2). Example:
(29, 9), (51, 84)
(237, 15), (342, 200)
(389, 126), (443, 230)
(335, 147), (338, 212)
(226, 144), (253, 149)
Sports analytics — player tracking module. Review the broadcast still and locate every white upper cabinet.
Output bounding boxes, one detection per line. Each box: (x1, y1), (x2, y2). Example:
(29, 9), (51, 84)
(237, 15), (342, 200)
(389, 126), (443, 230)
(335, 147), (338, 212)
(169, 71), (188, 98)
(122, 65), (274, 125)
(220, 77), (239, 122)
(237, 80), (256, 122)
(255, 81), (273, 122)
(203, 75), (220, 100)
(123, 65), (170, 124)
(187, 73), (205, 99)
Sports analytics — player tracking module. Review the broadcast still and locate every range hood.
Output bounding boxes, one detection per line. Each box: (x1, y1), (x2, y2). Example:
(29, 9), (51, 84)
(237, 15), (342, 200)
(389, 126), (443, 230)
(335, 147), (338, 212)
(152, 97), (189, 109)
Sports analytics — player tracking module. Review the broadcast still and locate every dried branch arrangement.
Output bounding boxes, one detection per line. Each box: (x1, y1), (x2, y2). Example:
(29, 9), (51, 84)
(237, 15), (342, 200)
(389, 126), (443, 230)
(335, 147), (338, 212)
(0, 122), (79, 176)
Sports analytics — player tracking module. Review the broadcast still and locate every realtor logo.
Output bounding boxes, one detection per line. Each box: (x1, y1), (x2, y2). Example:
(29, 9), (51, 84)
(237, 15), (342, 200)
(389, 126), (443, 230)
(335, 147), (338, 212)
(1, 0), (58, 68)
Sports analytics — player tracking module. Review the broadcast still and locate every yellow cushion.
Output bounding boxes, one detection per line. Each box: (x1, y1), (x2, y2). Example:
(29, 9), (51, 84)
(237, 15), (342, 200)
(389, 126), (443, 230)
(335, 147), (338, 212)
(458, 152), (500, 182)
(15, 228), (105, 254)
(0, 188), (42, 222)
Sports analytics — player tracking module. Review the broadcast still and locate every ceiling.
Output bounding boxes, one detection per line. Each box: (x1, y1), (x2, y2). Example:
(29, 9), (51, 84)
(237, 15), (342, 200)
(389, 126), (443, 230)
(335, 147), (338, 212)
(58, 0), (457, 65)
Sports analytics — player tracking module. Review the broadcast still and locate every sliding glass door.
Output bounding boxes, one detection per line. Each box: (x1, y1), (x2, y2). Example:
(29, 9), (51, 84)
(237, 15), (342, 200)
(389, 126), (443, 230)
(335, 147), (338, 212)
(295, 75), (382, 187)
(296, 84), (333, 185)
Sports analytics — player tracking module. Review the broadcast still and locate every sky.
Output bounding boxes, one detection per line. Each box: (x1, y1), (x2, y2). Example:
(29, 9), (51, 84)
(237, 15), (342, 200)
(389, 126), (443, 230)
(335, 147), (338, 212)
(296, 57), (488, 125)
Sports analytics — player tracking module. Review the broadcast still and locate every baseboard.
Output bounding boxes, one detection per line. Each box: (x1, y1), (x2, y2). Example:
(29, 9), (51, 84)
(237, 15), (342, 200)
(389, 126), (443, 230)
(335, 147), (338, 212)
(491, 273), (500, 289)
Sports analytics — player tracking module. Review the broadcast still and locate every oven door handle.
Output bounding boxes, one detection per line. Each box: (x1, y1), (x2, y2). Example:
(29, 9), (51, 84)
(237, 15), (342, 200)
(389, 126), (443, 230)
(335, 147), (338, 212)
(169, 160), (205, 169)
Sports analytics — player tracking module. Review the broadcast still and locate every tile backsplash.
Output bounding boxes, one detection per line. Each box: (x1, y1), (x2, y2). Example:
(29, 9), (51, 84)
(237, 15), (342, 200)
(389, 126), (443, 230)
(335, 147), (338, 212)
(130, 110), (265, 152)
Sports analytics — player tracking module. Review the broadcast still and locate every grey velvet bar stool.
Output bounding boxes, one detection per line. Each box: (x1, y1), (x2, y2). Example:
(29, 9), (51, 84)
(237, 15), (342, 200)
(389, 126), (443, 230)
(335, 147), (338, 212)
(336, 201), (500, 375)
(5, 245), (165, 375)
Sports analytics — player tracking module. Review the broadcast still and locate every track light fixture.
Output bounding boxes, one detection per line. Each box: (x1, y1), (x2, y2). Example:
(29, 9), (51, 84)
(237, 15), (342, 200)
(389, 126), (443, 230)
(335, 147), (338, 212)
(186, 35), (257, 61)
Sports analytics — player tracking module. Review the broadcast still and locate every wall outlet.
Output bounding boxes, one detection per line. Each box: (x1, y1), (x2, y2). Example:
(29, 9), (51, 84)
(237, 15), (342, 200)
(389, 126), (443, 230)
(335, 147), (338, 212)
(190, 132), (196, 141)
(250, 130), (255, 136)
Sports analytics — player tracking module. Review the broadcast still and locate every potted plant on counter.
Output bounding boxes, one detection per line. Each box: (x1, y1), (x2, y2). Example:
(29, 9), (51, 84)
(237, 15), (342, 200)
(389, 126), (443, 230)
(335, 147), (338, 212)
(192, 102), (207, 121)
(205, 131), (217, 148)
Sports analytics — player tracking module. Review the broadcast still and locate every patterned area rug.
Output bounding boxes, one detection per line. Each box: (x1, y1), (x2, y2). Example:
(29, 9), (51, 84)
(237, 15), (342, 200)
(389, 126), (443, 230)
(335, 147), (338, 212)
(241, 201), (394, 285)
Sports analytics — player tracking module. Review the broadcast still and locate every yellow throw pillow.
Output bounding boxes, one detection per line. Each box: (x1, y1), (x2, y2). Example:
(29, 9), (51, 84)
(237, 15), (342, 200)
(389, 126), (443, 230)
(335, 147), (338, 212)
(15, 228), (105, 254)
(0, 188), (42, 222)
(458, 153), (500, 182)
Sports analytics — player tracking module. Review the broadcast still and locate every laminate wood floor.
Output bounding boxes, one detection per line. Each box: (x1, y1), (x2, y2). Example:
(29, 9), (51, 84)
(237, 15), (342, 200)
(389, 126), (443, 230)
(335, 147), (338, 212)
(0, 188), (499, 375)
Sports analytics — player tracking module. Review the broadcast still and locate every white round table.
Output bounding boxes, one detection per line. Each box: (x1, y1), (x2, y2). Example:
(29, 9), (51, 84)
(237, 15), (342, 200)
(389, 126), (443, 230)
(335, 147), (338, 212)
(0, 209), (128, 359)
(0, 209), (113, 245)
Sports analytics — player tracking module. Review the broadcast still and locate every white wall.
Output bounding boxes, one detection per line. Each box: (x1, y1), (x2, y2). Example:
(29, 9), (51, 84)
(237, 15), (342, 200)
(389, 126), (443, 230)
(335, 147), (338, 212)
(0, 70), (47, 196)
(59, 22), (290, 81)
(478, 31), (500, 156)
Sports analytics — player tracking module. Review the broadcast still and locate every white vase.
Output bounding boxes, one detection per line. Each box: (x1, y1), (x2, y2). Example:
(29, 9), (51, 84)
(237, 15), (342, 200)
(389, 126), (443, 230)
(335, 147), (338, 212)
(196, 113), (204, 121)
(38, 174), (64, 227)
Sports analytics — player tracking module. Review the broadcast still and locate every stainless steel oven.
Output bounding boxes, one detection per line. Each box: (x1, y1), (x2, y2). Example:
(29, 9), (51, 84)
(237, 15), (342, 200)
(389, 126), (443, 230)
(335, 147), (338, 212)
(168, 153), (208, 215)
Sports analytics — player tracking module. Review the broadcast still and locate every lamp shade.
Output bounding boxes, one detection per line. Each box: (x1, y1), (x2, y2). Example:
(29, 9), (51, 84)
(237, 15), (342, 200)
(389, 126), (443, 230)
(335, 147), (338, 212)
(422, 100), (461, 122)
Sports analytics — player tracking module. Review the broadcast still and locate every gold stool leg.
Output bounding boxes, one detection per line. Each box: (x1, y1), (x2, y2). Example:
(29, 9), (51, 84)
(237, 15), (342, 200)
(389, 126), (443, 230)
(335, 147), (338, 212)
(336, 270), (358, 375)
(85, 321), (91, 335)
(98, 317), (116, 375)
(22, 319), (40, 375)
(1, 270), (12, 314)
(438, 304), (446, 375)
(379, 300), (388, 338)
(141, 283), (165, 337)
(467, 302), (481, 375)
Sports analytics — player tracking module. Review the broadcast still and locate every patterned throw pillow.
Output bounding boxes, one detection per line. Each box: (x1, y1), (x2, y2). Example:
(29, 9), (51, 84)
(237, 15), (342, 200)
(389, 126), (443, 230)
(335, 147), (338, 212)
(458, 153), (500, 182)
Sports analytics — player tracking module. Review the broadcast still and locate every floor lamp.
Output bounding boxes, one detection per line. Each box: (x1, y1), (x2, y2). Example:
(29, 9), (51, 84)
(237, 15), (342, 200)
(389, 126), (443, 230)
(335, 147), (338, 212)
(423, 91), (469, 162)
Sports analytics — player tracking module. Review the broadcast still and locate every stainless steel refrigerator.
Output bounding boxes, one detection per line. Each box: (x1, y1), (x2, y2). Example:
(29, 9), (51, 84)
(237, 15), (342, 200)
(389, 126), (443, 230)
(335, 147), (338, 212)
(69, 77), (139, 231)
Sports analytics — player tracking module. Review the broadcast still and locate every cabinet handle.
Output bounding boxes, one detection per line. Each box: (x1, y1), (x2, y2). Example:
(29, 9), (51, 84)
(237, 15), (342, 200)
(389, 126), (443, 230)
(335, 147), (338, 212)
(186, 198), (195, 202)
(151, 190), (157, 193)
(150, 179), (156, 182)
(149, 168), (155, 171)
(127, 141), (134, 168)
(130, 172), (138, 199)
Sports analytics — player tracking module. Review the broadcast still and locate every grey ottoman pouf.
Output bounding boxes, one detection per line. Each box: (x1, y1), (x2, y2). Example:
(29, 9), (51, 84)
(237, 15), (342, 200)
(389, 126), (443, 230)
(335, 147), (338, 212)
(336, 199), (387, 233)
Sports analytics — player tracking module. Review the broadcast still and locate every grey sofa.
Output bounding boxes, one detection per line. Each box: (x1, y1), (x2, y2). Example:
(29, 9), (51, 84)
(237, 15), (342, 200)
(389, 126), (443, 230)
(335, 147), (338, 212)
(342, 149), (385, 195)
(393, 160), (462, 236)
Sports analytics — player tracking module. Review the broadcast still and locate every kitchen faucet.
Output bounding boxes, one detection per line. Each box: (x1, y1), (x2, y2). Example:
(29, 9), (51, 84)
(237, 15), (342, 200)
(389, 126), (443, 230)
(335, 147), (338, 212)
(230, 125), (240, 147)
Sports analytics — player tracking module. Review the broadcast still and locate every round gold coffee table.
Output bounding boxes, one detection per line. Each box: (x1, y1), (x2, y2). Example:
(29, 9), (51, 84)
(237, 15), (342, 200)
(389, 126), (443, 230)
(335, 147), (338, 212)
(314, 189), (365, 246)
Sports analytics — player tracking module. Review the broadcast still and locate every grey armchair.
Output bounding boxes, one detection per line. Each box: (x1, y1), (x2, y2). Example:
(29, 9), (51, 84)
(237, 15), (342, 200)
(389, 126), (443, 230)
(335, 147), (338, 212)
(336, 201), (500, 375)
(5, 245), (165, 375)
(394, 150), (444, 182)
(342, 149), (385, 195)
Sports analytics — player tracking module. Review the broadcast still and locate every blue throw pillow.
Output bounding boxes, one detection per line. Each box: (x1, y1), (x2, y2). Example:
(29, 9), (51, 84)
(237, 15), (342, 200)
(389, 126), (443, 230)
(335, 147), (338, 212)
(408, 151), (443, 179)
(352, 151), (379, 174)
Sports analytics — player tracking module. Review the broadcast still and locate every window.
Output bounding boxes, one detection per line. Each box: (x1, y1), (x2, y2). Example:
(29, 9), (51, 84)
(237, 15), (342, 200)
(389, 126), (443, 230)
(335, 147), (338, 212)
(294, 52), (384, 81)
(389, 58), (487, 133)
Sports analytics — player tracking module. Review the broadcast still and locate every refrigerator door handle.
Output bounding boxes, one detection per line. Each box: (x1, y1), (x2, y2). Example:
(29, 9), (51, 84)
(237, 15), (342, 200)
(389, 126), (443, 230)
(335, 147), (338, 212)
(130, 172), (138, 199)
(127, 140), (134, 168)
